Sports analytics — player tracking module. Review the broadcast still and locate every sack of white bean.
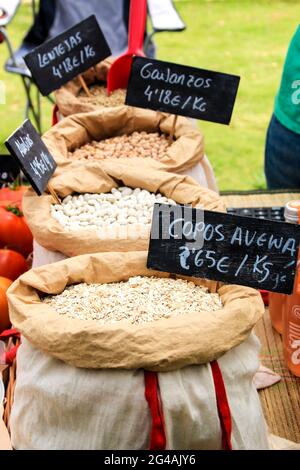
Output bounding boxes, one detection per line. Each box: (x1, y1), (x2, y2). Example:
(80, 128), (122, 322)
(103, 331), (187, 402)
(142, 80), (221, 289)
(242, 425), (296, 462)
(7, 251), (268, 450)
(22, 161), (224, 263)
(43, 106), (217, 190)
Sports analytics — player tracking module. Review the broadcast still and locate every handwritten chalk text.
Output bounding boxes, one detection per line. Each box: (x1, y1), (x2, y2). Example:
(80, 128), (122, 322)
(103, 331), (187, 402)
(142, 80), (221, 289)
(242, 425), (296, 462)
(15, 134), (34, 158)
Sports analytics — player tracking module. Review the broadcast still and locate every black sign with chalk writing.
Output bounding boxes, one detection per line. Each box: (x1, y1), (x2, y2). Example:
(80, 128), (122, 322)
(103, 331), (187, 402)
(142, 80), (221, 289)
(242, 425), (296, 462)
(24, 15), (111, 96)
(5, 119), (57, 195)
(147, 204), (300, 294)
(126, 57), (240, 124)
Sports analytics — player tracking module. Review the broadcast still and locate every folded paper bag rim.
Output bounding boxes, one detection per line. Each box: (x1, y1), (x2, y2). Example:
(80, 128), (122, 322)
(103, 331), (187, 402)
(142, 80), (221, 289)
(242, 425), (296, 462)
(7, 251), (264, 372)
(22, 162), (224, 257)
(42, 105), (204, 174)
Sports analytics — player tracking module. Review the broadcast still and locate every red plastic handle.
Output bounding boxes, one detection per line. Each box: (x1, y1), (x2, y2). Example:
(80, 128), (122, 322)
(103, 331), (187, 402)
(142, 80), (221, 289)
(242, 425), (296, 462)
(127, 0), (147, 55)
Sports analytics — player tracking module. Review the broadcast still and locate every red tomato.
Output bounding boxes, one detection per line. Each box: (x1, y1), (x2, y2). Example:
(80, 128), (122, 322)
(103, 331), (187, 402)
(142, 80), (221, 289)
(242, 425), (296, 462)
(0, 186), (28, 206)
(0, 276), (13, 292)
(0, 204), (33, 257)
(0, 249), (27, 281)
(0, 287), (11, 332)
(0, 200), (22, 211)
(0, 277), (13, 332)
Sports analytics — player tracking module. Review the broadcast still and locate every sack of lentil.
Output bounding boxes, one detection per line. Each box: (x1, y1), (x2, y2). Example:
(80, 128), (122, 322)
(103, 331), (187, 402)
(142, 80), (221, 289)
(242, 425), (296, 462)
(7, 251), (268, 450)
(42, 106), (217, 190)
(54, 57), (126, 117)
(22, 161), (224, 264)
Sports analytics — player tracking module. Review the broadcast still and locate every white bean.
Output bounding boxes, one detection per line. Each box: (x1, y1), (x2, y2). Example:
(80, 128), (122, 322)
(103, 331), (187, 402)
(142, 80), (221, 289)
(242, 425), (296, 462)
(127, 216), (137, 224)
(121, 187), (133, 196)
(51, 186), (178, 232)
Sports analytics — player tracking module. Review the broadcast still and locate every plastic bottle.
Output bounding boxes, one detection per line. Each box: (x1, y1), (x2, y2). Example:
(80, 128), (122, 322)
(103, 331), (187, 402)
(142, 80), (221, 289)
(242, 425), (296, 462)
(282, 201), (300, 376)
(269, 291), (285, 334)
(268, 201), (300, 333)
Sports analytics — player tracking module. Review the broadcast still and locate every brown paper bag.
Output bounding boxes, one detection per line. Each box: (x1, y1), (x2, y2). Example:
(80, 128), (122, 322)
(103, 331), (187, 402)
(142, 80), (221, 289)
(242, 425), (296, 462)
(23, 162), (224, 257)
(7, 251), (264, 371)
(54, 57), (119, 117)
(43, 106), (204, 174)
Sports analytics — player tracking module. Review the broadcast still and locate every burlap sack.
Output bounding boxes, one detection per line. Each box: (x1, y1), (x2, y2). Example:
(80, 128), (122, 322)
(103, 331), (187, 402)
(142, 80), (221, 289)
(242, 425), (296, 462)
(7, 251), (264, 370)
(43, 106), (205, 176)
(23, 162), (224, 257)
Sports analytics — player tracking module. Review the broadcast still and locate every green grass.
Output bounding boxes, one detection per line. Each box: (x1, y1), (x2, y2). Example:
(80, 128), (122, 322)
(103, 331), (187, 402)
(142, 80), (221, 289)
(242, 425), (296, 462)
(0, 0), (298, 190)
(0, 2), (52, 154)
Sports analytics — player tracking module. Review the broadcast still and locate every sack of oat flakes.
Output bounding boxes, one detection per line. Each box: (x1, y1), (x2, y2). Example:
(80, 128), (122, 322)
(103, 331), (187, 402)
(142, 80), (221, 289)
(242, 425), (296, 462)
(7, 250), (269, 450)
(22, 161), (224, 266)
(44, 106), (217, 191)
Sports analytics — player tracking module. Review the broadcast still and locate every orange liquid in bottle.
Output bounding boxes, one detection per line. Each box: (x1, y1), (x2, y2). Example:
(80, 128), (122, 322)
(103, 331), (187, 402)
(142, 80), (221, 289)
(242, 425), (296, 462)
(282, 204), (300, 376)
(283, 280), (300, 377)
(269, 292), (285, 334)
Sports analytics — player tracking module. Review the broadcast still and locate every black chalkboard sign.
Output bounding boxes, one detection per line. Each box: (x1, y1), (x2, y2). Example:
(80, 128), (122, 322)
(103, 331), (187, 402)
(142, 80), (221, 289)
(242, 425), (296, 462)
(126, 57), (240, 124)
(147, 204), (300, 294)
(5, 119), (57, 195)
(24, 15), (111, 96)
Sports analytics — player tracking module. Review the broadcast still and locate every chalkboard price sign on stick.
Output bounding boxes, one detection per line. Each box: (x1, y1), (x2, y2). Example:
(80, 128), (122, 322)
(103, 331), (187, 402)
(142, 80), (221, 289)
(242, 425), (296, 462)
(24, 15), (111, 96)
(126, 57), (240, 125)
(5, 119), (57, 198)
(147, 204), (300, 294)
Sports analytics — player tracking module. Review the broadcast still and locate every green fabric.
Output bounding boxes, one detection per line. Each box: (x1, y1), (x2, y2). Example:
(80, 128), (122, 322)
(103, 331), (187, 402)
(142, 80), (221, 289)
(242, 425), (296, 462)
(274, 25), (300, 135)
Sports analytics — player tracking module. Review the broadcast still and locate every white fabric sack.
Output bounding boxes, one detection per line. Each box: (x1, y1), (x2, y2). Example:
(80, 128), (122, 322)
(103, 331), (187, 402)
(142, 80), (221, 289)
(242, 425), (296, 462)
(10, 334), (269, 450)
(178, 156), (218, 193)
(32, 240), (67, 268)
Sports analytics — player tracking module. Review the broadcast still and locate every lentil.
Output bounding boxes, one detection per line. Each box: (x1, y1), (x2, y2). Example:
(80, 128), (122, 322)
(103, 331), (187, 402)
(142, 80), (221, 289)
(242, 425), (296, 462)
(78, 85), (126, 107)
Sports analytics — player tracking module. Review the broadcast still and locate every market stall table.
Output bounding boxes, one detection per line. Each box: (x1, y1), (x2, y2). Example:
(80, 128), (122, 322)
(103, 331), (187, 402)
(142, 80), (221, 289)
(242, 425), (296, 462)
(221, 189), (300, 444)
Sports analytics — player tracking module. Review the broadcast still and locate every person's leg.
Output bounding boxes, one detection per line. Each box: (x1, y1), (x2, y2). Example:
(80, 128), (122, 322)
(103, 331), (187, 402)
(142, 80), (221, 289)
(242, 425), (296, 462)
(6, 0), (56, 71)
(265, 114), (300, 189)
(23, 0), (56, 45)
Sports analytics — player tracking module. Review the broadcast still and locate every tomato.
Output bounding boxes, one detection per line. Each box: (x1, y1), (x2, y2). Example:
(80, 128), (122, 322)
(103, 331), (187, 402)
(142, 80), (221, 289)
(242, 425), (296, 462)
(0, 204), (33, 257)
(0, 249), (27, 281)
(0, 200), (22, 211)
(0, 287), (11, 332)
(0, 276), (13, 292)
(0, 186), (28, 206)
(0, 276), (13, 332)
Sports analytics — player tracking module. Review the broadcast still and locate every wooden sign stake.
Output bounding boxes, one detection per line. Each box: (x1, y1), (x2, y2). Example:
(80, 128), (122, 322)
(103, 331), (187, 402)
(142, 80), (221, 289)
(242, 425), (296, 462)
(78, 75), (91, 97)
(103, 57), (112, 67)
(47, 183), (61, 204)
(168, 115), (178, 145)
